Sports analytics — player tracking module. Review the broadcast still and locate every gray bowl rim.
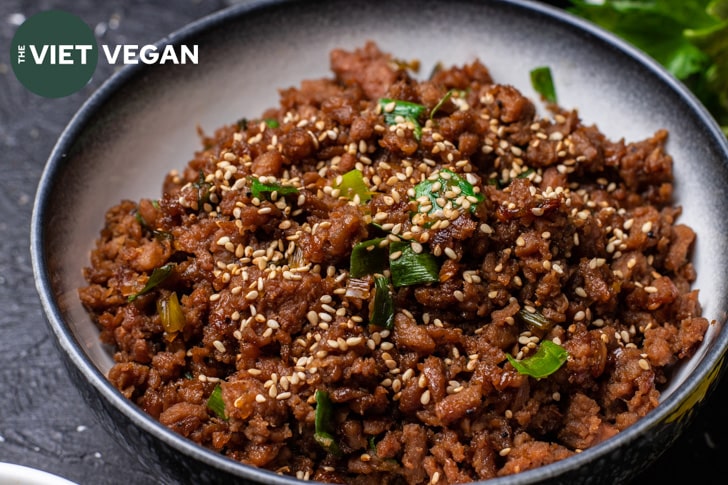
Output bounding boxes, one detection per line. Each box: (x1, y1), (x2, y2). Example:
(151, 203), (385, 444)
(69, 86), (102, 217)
(30, 0), (728, 483)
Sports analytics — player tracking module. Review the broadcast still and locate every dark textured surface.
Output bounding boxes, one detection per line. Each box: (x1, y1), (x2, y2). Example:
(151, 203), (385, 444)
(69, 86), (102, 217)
(1, 1), (726, 484)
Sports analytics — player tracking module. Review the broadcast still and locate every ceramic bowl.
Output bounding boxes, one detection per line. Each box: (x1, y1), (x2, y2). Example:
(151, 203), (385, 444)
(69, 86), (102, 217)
(0, 463), (78, 485)
(31, 0), (728, 483)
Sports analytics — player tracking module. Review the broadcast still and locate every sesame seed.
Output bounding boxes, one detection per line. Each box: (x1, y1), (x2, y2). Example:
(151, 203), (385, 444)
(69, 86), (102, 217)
(499, 447), (512, 457)
(420, 390), (431, 405)
(639, 359), (650, 370)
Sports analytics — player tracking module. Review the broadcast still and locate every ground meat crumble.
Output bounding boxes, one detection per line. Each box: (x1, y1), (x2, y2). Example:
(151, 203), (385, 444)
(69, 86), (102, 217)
(79, 42), (709, 484)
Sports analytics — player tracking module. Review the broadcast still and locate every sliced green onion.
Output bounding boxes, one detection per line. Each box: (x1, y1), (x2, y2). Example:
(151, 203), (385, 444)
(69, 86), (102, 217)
(530, 66), (557, 104)
(413, 168), (483, 217)
(134, 210), (147, 229)
(157, 291), (185, 335)
(379, 98), (426, 140)
(193, 171), (213, 208)
(350, 238), (388, 278)
(368, 435), (378, 452)
(517, 308), (555, 332)
(288, 245), (306, 269)
(264, 118), (279, 128)
(236, 118), (248, 130)
(152, 229), (174, 241)
(506, 340), (568, 379)
(314, 390), (341, 455)
(429, 89), (455, 120)
(370, 276), (395, 329)
(516, 168), (535, 179)
(249, 177), (299, 200)
(207, 384), (227, 420)
(389, 241), (439, 287)
(345, 277), (371, 299)
(336, 169), (372, 203)
(128, 263), (176, 302)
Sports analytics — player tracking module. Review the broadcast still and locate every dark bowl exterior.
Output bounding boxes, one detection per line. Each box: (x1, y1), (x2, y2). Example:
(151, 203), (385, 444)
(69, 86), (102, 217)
(31, 0), (728, 484)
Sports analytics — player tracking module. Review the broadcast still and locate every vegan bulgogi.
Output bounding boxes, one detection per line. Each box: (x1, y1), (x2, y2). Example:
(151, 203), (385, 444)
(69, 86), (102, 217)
(79, 42), (709, 484)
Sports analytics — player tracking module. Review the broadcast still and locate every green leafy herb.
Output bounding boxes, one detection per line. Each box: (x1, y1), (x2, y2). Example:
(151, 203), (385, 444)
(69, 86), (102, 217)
(530, 66), (558, 104)
(379, 98), (427, 140)
(370, 276), (395, 329)
(413, 169), (484, 218)
(249, 177), (299, 200)
(237, 117), (248, 130)
(389, 240), (439, 287)
(157, 291), (186, 335)
(506, 340), (569, 379)
(128, 263), (175, 302)
(350, 238), (389, 278)
(264, 118), (279, 128)
(207, 384), (227, 420)
(336, 169), (372, 203)
(568, 0), (728, 134)
(314, 390), (341, 455)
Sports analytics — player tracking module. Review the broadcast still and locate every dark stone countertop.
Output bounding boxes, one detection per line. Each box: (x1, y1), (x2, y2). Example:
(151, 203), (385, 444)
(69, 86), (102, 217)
(0, 1), (724, 483)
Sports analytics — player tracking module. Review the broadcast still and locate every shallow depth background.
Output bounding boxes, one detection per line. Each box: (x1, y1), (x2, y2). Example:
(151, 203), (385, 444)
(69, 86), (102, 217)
(1, 1), (726, 484)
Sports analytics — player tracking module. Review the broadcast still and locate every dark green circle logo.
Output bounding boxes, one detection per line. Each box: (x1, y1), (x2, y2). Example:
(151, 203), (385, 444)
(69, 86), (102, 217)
(10, 10), (98, 98)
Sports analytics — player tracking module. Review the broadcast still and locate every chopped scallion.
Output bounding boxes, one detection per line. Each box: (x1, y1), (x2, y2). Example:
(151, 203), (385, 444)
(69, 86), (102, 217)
(157, 292), (186, 335)
(370, 276), (395, 329)
(193, 171), (212, 207)
(389, 241), (439, 287)
(264, 118), (279, 128)
(249, 177), (299, 200)
(336, 169), (372, 203)
(379, 98), (426, 140)
(207, 384), (227, 420)
(429, 89), (455, 120)
(345, 277), (371, 299)
(128, 263), (175, 302)
(350, 238), (388, 278)
(517, 308), (555, 332)
(530, 66), (557, 104)
(506, 340), (568, 379)
(413, 169), (483, 217)
(314, 389), (341, 455)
